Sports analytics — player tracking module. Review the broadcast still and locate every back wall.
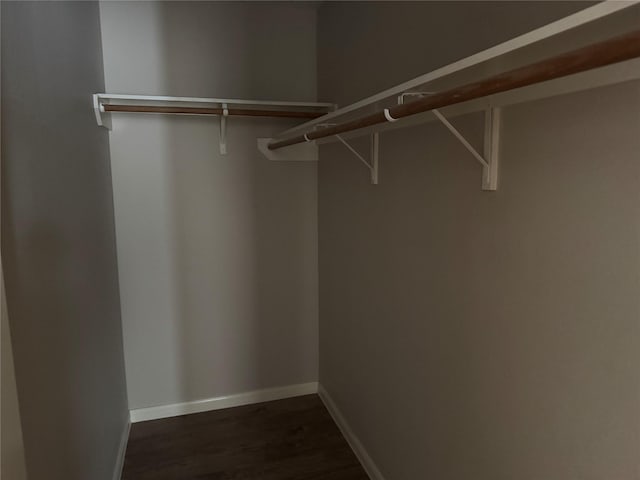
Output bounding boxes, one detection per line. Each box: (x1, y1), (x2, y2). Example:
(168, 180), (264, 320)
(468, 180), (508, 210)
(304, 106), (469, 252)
(100, 1), (320, 409)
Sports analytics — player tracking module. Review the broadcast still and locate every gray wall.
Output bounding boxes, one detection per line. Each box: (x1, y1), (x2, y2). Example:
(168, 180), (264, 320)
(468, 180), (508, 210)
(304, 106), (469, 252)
(1, 2), (129, 480)
(99, 1), (319, 409)
(1, 279), (27, 480)
(318, 2), (640, 479)
(0, 5), (28, 478)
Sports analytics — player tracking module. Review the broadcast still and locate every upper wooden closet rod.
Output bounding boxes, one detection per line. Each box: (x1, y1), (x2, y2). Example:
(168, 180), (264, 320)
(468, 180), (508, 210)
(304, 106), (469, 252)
(103, 104), (325, 120)
(268, 29), (640, 150)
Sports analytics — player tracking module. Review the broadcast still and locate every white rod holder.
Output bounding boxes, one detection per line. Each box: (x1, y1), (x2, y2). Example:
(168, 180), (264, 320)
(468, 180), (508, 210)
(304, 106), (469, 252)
(397, 91), (435, 104)
(93, 94), (111, 129)
(220, 103), (229, 155)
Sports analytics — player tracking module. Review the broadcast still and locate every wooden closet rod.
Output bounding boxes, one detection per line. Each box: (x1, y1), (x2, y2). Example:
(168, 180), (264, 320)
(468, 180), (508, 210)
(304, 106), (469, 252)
(268, 29), (640, 150)
(102, 104), (325, 119)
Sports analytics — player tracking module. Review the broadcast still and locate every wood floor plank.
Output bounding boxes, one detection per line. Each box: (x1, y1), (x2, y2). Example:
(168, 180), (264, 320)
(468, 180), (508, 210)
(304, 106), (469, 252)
(122, 394), (369, 480)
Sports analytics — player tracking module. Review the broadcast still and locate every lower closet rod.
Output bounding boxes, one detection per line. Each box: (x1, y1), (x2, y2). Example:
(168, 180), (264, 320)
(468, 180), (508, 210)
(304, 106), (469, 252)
(102, 104), (325, 119)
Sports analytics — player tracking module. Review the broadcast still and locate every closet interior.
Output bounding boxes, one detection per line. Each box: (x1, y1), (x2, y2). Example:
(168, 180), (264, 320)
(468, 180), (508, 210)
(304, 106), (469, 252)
(2, 2), (640, 480)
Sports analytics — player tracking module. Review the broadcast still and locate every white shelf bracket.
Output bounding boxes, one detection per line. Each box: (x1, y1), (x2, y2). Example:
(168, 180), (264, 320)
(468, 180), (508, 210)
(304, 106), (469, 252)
(371, 132), (379, 185)
(219, 103), (229, 155)
(432, 108), (500, 191)
(257, 138), (318, 162)
(335, 133), (379, 185)
(257, 123), (341, 162)
(398, 91), (436, 104)
(93, 94), (111, 130)
(482, 107), (500, 191)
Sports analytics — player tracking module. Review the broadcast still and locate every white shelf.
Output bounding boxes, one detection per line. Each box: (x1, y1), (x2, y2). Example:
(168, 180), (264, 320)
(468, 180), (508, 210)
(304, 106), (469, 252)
(93, 93), (336, 128)
(273, 1), (640, 144)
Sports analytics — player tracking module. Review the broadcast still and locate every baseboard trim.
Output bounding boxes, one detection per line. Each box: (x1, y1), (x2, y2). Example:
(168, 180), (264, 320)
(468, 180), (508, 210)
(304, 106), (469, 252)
(112, 415), (131, 480)
(318, 385), (386, 480)
(130, 382), (319, 423)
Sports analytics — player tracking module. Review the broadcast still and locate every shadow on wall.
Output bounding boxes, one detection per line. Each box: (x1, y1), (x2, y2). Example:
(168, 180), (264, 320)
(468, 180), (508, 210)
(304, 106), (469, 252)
(317, 82), (640, 480)
(1, 3), (129, 479)
(7, 225), (84, 476)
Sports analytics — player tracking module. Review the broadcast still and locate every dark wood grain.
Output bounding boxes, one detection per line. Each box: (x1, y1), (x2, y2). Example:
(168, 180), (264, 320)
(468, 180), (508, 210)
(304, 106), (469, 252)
(269, 28), (640, 149)
(103, 104), (325, 119)
(122, 394), (369, 480)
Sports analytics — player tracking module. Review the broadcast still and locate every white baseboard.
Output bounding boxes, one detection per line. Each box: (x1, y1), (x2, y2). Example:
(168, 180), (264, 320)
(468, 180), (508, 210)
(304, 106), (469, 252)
(112, 415), (131, 480)
(130, 382), (319, 423)
(318, 385), (386, 480)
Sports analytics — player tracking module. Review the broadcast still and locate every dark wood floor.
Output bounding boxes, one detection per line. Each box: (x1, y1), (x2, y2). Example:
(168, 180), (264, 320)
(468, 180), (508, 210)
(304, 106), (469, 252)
(122, 394), (369, 480)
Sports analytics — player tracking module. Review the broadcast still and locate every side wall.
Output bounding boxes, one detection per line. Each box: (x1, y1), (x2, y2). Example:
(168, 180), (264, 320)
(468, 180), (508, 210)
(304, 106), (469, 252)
(318, 2), (640, 479)
(99, 1), (319, 410)
(0, 5), (28, 479)
(1, 2), (129, 480)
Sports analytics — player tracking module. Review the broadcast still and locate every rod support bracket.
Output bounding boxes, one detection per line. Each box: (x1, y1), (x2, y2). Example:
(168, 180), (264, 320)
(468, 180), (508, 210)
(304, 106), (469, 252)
(432, 107), (500, 191)
(370, 132), (379, 185)
(219, 103), (229, 155)
(335, 133), (379, 185)
(482, 107), (500, 191)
